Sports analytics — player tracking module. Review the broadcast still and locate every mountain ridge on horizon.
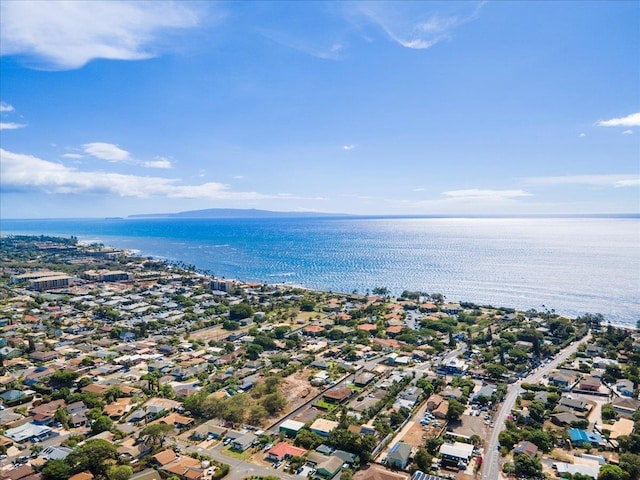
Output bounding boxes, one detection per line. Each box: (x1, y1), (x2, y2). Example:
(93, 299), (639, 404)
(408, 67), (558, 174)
(128, 208), (350, 219)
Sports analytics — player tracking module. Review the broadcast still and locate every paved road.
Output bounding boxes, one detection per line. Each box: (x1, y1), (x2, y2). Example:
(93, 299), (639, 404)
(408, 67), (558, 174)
(177, 439), (299, 480)
(481, 333), (591, 480)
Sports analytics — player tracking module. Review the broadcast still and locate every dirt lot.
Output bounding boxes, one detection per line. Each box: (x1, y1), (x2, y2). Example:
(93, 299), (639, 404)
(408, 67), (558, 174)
(280, 370), (320, 411)
(449, 414), (490, 440)
(400, 423), (428, 448)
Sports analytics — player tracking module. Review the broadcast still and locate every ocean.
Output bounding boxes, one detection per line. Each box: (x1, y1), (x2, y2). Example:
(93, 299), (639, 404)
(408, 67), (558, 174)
(1, 216), (638, 328)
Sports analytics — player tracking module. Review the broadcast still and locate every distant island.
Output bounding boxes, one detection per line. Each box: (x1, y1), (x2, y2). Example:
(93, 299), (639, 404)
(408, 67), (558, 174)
(128, 208), (349, 219)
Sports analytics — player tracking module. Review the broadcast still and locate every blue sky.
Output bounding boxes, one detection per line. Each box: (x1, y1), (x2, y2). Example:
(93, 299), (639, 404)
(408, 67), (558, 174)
(1, 0), (638, 218)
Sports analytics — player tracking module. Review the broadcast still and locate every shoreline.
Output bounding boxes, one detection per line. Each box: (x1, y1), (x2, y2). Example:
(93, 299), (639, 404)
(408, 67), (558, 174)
(1, 225), (638, 330)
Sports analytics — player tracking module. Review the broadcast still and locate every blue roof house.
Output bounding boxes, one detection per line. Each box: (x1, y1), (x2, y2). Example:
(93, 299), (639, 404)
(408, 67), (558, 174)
(568, 429), (603, 447)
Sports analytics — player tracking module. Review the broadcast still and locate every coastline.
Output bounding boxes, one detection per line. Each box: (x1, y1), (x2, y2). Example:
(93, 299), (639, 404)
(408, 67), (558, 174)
(1, 216), (639, 329)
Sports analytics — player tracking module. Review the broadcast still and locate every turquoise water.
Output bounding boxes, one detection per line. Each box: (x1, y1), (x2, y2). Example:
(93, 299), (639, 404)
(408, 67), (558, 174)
(1, 216), (639, 327)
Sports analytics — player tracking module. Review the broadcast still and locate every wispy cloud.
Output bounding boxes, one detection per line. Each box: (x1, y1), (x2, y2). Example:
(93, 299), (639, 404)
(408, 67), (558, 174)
(622, 129), (633, 135)
(343, 144), (356, 151)
(62, 153), (84, 159)
(0, 1), (203, 70)
(259, 28), (345, 60)
(234, 175), (245, 179)
(0, 148), (320, 201)
(0, 122), (26, 130)
(0, 102), (14, 113)
(578, 133), (586, 137)
(524, 174), (640, 188)
(143, 157), (172, 169)
(595, 112), (640, 128)
(83, 142), (130, 162)
(355, 1), (484, 50)
(442, 189), (532, 201)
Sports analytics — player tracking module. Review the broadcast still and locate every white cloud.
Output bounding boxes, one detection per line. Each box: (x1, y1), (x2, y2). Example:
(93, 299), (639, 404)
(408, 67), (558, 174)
(622, 129), (633, 135)
(234, 175), (245, 179)
(0, 148), (319, 201)
(343, 144), (356, 151)
(258, 28), (345, 60)
(62, 153), (84, 159)
(83, 142), (130, 162)
(442, 189), (532, 201)
(356, 1), (483, 50)
(579, 133), (586, 137)
(0, 1), (202, 70)
(0, 122), (26, 130)
(0, 102), (14, 113)
(595, 112), (640, 128)
(524, 174), (640, 188)
(143, 157), (172, 169)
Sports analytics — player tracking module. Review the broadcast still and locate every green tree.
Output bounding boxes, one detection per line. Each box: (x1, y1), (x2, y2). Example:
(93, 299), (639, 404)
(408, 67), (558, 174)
(65, 439), (118, 477)
(412, 447), (431, 473)
(446, 399), (466, 421)
(91, 415), (114, 435)
(262, 392), (287, 415)
(513, 453), (543, 479)
(108, 465), (133, 480)
(619, 453), (640, 480)
(229, 303), (253, 320)
(54, 406), (70, 429)
(248, 405), (268, 426)
(42, 459), (71, 480)
(598, 465), (625, 480)
(50, 370), (79, 388)
(140, 423), (174, 448)
(295, 429), (324, 449)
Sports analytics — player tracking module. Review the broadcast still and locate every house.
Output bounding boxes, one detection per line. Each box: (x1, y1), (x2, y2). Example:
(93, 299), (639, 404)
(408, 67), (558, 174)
(354, 372), (376, 387)
(578, 376), (601, 392)
(432, 400), (449, 419)
(387, 442), (412, 469)
(559, 396), (589, 412)
(266, 442), (308, 461)
(439, 442), (474, 469)
(548, 371), (577, 390)
(552, 462), (599, 479)
(612, 397), (640, 418)
(29, 351), (58, 362)
(152, 449), (177, 467)
(190, 421), (227, 441)
(304, 325), (325, 336)
(551, 412), (582, 427)
(568, 428), (603, 447)
(426, 394), (444, 411)
(514, 441), (538, 458)
(0, 464), (38, 480)
(615, 379), (634, 397)
(279, 419), (305, 438)
(310, 418), (339, 437)
(161, 456), (205, 480)
(231, 432), (257, 452)
(31, 399), (65, 425)
(354, 465), (410, 480)
(440, 386), (463, 400)
(323, 387), (353, 404)
(4, 422), (53, 443)
(315, 455), (343, 479)
(472, 384), (497, 404)
(69, 473), (94, 480)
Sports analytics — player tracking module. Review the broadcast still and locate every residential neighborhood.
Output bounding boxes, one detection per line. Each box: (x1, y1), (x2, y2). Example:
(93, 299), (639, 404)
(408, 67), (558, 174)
(0, 236), (638, 480)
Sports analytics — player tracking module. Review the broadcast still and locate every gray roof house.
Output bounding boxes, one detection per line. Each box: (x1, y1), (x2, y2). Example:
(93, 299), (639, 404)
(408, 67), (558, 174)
(231, 432), (257, 452)
(387, 441), (412, 469)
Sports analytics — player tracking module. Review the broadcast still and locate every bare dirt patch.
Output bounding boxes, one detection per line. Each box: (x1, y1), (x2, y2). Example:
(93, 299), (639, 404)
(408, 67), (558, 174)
(399, 423), (427, 448)
(280, 370), (320, 410)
